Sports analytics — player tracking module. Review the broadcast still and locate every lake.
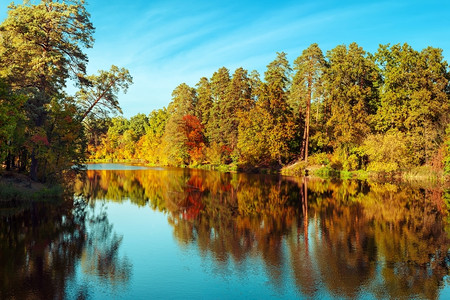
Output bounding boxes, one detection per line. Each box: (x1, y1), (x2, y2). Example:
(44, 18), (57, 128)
(1, 164), (449, 299)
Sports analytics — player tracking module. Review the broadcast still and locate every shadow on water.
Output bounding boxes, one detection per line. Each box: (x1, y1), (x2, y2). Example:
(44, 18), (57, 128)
(74, 167), (450, 299)
(0, 193), (132, 300)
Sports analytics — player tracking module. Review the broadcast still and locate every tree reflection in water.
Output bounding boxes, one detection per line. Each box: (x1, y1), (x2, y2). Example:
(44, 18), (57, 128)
(75, 167), (450, 299)
(0, 194), (131, 299)
(80, 199), (132, 286)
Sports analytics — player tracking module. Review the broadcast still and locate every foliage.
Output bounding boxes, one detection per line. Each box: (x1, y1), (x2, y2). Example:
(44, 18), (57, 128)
(0, 80), (26, 166)
(237, 106), (273, 166)
(374, 44), (449, 165)
(445, 125), (450, 175)
(182, 115), (205, 164)
(307, 152), (330, 166)
(0, 0), (94, 92)
(363, 130), (411, 173)
(77, 65), (133, 121)
(82, 42), (449, 176)
(2, 10), (447, 180)
(0, 0), (131, 182)
(323, 43), (379, 150)
(291, 43), (325, 162)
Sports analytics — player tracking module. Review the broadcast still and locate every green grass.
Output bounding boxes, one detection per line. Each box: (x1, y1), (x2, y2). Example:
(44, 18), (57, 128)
(0, 183), (63, 202)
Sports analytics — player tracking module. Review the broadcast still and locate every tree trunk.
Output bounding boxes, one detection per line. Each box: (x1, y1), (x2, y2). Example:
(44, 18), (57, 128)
(80, 81), (115, 121)
(301, 80), (312, 164)
(5, 151), (11, 171)
(304, 95), (311, 164)
(300, 122), (307, 160)
(30, 150), (38, 181)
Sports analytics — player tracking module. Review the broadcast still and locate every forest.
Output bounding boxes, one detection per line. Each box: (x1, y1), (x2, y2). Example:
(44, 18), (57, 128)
(88, 44), (450, 178)
(0, 0), (450, 183)
(0, 0), (131, 182)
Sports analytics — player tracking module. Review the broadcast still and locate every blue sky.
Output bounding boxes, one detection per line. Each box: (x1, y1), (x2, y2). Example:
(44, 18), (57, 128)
(1, 0), (450, 117)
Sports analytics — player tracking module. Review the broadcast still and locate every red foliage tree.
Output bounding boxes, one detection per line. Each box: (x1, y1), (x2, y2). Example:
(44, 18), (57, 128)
(182, 115), (205, 163)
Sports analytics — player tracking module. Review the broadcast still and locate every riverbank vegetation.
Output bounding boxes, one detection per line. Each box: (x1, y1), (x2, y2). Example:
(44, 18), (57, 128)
(0, 0), (131, 185)
(0, 1), (449, 185)
(87, 44), (450, 180)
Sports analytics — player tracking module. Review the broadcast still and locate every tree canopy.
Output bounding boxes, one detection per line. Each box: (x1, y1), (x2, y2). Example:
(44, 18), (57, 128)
(0, 0), (448, 179)
(0, 0), (131, 182)
(87, 43), (450, 176)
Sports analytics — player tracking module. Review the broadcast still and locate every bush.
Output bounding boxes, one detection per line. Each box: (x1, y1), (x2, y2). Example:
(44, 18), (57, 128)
(363, 130), (412, 173)
(444, 126), (450, 175)
(308, 152), (330, 165)
(312, 165), (339, 178)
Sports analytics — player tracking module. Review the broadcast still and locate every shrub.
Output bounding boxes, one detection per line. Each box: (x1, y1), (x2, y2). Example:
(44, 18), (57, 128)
(363, 130), (412, 173)
(444, 126), (450, 175)
(308, 152), (330, 165)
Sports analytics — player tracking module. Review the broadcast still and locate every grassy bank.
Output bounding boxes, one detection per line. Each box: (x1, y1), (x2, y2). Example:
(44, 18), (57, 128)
(281, 160), (450, 186)
(0, 171), (63, 202)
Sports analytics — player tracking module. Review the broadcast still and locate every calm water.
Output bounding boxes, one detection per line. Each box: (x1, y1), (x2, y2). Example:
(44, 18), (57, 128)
(1, 164), (450, 299)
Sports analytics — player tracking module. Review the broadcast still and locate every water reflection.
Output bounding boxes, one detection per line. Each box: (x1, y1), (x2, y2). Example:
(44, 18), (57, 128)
(0, 195), (131, 299)
(1, 167), (449, 299)
(80, 200), (132, 285)
(75, 168), (450, 299)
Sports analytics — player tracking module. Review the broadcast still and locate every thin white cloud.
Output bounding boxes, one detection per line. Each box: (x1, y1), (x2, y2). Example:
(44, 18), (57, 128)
(103, 1), (401, 116)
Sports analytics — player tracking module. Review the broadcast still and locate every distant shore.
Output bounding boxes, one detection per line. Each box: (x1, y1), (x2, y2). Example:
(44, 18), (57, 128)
(85, 159), (450, 187)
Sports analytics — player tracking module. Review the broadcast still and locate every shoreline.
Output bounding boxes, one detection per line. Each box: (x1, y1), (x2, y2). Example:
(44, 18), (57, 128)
(85, 159), (450, 187)
(0, 171), (63, 202)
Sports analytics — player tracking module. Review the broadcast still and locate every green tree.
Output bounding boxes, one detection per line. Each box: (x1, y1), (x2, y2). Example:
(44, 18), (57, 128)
(0, 0), (95, 180)
(261, 52), (292, 118)
(162, 83), (197, 165)
(167, 83), (197, 117)
(291, 43), (325, 163)
(146, 108), (169, 137)
(207, 67), (231, 145)
(78, 65), (133, 121)
(135, 108), (169, 164)
(375, 43), (449, 165)
(0, 0), (94, 93)
(237, 106), (273, 165)
(85, 116), (112, 148)
(99, 116), (129, 159)
(249, 70), (262, 102)
(323, 43), (379, 169)
(0, 80), (26, 169)
(259, 52), (296, 164)
(43, 95), (86, 179)
(129, 113), (148, 140)
(363, 130), (411, 172)
(195, 77), (213, 126)
(218, 67), (253, 151)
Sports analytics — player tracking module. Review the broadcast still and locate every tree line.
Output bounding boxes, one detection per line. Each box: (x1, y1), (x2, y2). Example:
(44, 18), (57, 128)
(90, 43), (450, 175)
(0, 0), (131, 182)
